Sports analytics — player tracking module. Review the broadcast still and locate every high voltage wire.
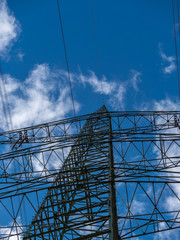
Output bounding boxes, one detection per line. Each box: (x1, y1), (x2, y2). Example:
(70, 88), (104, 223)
(90, 0), (105, 105)
(0, 63), (25, 235)
(0, 63), (13, 131)
(0, 64), (9, 131)
(1, 2), (180, 239)
(172, 0), (180, 101)
(56, 0), (76, 118)
(1, 108), (180, 239)
(57, 0), (105, 109)
(177, 0), (180, 40)
(0, 64), (26, 229)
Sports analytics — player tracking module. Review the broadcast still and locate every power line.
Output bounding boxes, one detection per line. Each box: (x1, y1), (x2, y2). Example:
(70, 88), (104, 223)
(172, 0), (180, 100)
(0, 64), (25, 229)
(90, 0), (105, 105)
(0, 63), (13, 131)
(56, 0), (76, 117)
(0, 63), (12, 131)
(177, 0), (180, 40)
(0, 64), (26, 229)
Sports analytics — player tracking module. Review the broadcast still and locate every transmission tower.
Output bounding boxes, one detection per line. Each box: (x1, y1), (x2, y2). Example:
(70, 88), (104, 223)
(0, 105), (180, 239)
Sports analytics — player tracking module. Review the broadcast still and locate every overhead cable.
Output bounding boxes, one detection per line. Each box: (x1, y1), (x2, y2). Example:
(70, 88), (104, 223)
(177, 0), (180, 40)
(172, 0), (180, 100)
(56, 0), (76, 117)
(0, 63), (12, 131)
(90, 0), (105, 105)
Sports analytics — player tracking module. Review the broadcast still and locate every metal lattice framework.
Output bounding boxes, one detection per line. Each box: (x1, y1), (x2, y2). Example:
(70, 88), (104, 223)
(0, 105), (180, 239)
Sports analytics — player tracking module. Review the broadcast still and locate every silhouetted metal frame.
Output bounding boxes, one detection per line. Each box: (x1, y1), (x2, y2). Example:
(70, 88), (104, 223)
(108, 113), (119, 239)
(0, 107), (180, 239)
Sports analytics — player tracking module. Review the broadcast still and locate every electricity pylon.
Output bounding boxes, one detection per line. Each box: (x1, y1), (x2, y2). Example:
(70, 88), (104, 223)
(0, 105), (180, 239)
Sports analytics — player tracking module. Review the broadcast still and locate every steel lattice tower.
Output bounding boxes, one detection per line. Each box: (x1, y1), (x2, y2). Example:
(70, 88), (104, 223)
(1, 105), (180, 239)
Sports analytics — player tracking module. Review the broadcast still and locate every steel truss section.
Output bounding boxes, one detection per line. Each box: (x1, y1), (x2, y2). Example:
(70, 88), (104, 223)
(0, 106), (180, 239)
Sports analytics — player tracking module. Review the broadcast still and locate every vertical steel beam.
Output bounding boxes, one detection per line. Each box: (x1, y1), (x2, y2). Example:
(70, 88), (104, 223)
(108, 115), (119, 240)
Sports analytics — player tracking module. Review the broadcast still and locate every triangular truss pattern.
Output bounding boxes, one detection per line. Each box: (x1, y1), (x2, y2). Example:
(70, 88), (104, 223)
(0, 106), (180, 239)
(24, 105), (116, 239)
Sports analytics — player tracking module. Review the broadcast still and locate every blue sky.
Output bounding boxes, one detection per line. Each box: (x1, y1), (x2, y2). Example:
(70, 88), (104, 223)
(0, 1), (180, 239)
(0, 0), (180, 130)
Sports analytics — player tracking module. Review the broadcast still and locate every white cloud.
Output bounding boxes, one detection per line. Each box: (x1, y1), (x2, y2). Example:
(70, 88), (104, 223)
(153, 98), (179, 111)
(1, 64), (79, 130)
(17, 52), (24, 61)
(131, 199), (145, 215)
(78, 69), (142, 110)
(140, 97), (180, 112)
(0, 217), (23, 240)
(109, 83), (126, 110)
(78, 70), (116, 95)
(153, 222), (179, 240)
(130, 70), (142, 91)
(0, 0), (20, 57)
(159, 45), (176, 74)
(0, 65), (142, 130)
(146, 98), (180, 239)
(136, 98), (180, 238)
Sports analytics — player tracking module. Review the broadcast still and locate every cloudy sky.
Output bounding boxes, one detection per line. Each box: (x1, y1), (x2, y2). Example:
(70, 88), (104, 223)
(1, 1), (180, 239)
(0, 0), (180, 130)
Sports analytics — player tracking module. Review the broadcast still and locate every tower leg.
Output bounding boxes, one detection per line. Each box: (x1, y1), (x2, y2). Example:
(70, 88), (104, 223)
(108, 116), (119, 239)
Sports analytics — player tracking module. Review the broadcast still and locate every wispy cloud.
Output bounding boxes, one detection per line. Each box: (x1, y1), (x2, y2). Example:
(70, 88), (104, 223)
(17, 52), (25, 61)
(159, 44), (176, 74)
(0, 0), (20, 57)
(78, 70), (116, 95)
(142, 97), (180, 240)
(153, 222), (179, 240)
(130, 69), (142, 91)
(141, 97), (180, 111)
(154, 98), (180, 111)
(109, 83), (126, 109)
(131, 199), (145, 215)
(1, 65), (141, 130)
(78, 69), (142, 110)
(1, 64), (79, 130)
(0, 217), (23, 240)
